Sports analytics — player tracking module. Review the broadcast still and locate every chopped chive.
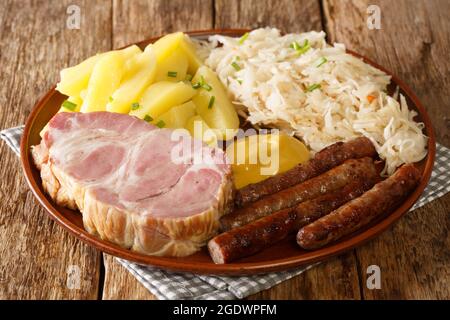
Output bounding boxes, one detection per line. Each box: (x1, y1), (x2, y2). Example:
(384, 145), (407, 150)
(144, 114), (153, 122)
(202, 83), (212, 91)
(316, 57), (328, 67)
(200, 76), (212, 91)
(290, 41), (301, 50)
(237, 79), (243, 84)
(108, 96), (114, 103)
(238, 32), (249, 45)
(185, 74), (193, 81)
(131, 102), (140, 110)
(291, 39), (310, 56)
(167, 71), (178, 78)
(62, 100), (77, 111)
(156, 120), (165, 128)
(192, 82), (202, 89)
(305, 83), (321, 92)
(231, 61), (241, 71)
(208, 96), (215, 109)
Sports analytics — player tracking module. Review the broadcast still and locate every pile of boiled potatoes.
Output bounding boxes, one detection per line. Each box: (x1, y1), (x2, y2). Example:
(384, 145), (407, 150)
(55, 32), (239, 146)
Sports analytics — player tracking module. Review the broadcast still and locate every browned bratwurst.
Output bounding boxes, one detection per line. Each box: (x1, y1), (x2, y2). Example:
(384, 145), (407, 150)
(297, 164), (421, 250)
(208, 179), (375, 264)
(220, 157), (378, 232)
(235, 137), (376, 207)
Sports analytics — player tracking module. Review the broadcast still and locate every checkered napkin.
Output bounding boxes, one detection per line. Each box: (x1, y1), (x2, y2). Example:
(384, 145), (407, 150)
(2, 125), (450, 299)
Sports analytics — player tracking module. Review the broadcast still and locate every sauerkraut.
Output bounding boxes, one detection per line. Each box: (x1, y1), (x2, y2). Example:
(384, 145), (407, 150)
(203, 28), (428, 175)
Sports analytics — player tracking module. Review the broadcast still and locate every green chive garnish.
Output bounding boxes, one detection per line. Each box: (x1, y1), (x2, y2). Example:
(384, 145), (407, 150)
(156, 120), (165, 128)
(108, 96), (114, 103)
(316, 57), (328, 67)
(290, 39), (310, 55)
(305, 83), (321, 92)
(185, 74), (193, 81)
(231, 61), (241, 71)
(144, 114), (153, 122)
(62, 100), (77, 111)
(237, 79), (243, 84)
(192, 76), (212, 91)
(167, 71), (177, 78)
(208, 96), (215, 109)
(238, 32), (249, 45)
(131, 102), (140, 110)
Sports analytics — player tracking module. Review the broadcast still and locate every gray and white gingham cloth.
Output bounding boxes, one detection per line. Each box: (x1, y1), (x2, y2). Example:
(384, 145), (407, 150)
(2, 125), (450, 299)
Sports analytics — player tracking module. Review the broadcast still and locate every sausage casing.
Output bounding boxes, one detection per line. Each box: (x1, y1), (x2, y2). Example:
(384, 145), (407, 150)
(208, 179), (375, 264)
(220, 157), (378, 232)
(297, 164), (421, 250)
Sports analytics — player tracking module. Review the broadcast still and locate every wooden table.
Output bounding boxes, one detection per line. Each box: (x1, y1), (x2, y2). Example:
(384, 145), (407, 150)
(0, 0), (449, 300)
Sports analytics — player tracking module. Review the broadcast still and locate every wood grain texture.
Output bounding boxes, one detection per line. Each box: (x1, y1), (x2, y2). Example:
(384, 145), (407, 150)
(102, 255), (155, 300)
(323, 0), (450, 299)
(0, 0), (112, 299)
(112, 0), (213, 48)
(248, 253), (361, 300)
(215, 0), (323, 32)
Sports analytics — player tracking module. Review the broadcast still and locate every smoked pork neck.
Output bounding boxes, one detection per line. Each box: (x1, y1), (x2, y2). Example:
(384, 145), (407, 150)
(31, 112), (234, 257)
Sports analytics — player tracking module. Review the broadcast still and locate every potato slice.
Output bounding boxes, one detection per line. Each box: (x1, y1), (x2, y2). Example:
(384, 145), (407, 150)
(80, 51), (126, 112)
(155, 48), (188, 82)
(106, 50), (157, 114)
(179, 34), (204, 74)
(191, 66), (239, 139)
(185, 115), (218, 147)
(130, 81), (197, 119)
(155, 101), (196, 128)
(56, 45), (141, 97)
(152, 32), (203, 74)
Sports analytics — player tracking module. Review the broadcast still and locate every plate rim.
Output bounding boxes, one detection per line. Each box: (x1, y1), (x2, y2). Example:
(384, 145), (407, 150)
(20, 29), (436, 275)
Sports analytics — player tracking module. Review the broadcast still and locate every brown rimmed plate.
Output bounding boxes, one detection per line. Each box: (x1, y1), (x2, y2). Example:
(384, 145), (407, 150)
(20, 29), (436, 275)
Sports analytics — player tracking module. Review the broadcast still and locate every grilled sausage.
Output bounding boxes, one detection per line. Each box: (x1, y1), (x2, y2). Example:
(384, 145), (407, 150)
(297, 164), (421, 250)
(235, 137), (376, 207)
(208, 179), (375, 264)
(220, 157), (378, 231)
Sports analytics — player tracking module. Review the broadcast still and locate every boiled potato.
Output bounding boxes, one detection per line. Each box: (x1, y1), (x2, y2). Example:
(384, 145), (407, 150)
(191, 66), (240, 139)
(152, 32), (203, 74)
(227, 134), (310, 189)
(80, 51), (126, 112)
(155, 48), (188, 82)
(106, 50), (157, 114)
(185, 115), (218, 147)
(155, 101), (196, 128)
(179, 34), (203, 74)
(130, 81), (197, 119)
(56, 45), (141, 98)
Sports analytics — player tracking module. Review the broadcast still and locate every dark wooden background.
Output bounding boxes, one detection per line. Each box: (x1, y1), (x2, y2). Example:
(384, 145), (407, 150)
(0, 0), (449, 299)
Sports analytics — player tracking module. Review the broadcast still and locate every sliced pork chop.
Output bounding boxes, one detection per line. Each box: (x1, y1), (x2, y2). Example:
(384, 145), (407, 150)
(32, 112), (234, 257)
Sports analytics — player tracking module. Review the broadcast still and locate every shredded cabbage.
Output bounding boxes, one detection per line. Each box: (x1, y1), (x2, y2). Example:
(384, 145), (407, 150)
(202, 28), (427, 175)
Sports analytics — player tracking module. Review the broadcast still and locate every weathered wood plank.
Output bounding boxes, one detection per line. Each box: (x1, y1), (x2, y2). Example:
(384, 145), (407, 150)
(0, 0), (112, 299)
(214, 0), (363, 300)
(323, 0), (450, 299)
(215, 0), (323, 32)
(112, 0), (214, 48)
(102, 255), (155, 300)
(248, 253), (361, 300)
(101, 0), (214, 300)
